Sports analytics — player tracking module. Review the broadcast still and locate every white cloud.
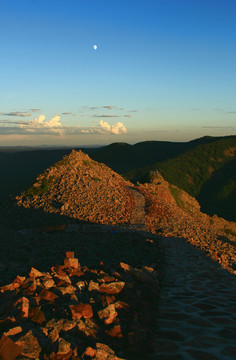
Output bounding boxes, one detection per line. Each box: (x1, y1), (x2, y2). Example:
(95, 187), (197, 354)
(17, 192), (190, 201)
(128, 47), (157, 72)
(99, 120), (127, 135)
(0, 114), (127, 136)
(17, 114), (63, 135)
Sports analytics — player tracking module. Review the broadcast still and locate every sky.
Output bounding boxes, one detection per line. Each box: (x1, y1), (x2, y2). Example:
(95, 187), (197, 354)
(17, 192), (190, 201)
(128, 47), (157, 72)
(0, 0), (236, 146)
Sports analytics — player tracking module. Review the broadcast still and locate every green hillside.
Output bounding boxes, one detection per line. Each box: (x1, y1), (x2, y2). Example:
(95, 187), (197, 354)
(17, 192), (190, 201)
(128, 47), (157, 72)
(125, 136), (236, 221)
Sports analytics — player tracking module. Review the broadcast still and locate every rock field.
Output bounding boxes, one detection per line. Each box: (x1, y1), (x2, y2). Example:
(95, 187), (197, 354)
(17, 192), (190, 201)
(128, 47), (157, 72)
(0, 150), (236, 359)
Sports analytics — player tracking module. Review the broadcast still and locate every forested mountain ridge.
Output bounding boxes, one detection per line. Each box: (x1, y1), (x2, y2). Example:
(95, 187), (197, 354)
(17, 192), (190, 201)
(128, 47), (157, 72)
(125, 136), (236, 221)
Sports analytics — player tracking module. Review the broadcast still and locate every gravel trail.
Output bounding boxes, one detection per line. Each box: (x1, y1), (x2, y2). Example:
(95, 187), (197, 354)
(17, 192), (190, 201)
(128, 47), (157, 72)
(154, 237), (236, 360)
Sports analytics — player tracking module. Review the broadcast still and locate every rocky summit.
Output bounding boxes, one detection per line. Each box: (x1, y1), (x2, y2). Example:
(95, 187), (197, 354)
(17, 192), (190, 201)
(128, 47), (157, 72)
(16, 150), (134, 225)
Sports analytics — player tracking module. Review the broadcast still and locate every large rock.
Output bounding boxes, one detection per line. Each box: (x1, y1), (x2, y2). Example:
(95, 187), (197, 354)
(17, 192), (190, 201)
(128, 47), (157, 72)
(0, 335), (22, 360)
(16, 331), (41, 359)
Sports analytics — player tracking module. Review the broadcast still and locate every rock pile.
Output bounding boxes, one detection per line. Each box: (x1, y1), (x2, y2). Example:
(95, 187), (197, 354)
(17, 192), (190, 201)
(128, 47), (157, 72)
(16, 150), (134, 225)
(0, 251), (162, 360)
(138, 175), (236, 274)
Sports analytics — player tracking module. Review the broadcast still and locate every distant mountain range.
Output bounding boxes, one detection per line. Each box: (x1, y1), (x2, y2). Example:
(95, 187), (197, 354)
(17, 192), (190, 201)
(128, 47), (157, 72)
(0, 135), (235, 221)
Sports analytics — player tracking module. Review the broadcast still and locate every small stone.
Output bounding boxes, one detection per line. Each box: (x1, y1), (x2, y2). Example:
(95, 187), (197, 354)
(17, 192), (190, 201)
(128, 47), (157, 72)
(76, 281), (86, 290)
(83, 346), (97, 357)
(13, 276), (26, 285)
(99, 281), (125, 295)
(88, 280), (100, 292)
(29, 307), (46, 325)
(16, 330), (41, 359)
(70, 304), (93, 320)
(98, 304), (118, 325)
(61, 320), (78, 331)
(106, 325), (123, 338)
(29, 267), (44, 277)
(0, 335), (22, 360)
(58, 285), (76, 295)
(43, 278), (55, 288)
(57, 337), (71, 355)
(120, 262), (131, 271)
(4, 326), (23, 337)
(100, 295), (116, 307)
(14, 297), (29, 318)
(39, 289), (58, 302)
(66, 251), (74, 258)
(64, 258), (79, 269)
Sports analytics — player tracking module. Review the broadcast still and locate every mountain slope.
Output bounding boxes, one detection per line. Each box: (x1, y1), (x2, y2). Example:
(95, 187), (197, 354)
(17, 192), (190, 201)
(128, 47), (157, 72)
(16, 150), (134, 225)
(89, 136), (222, 173)
(0, 136), (229, 202)
(125, 136), (236, 221)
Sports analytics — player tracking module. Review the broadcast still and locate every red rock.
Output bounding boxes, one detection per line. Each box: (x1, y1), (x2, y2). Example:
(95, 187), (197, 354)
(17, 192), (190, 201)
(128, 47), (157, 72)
(13, 276), (26, 285)
(4, 326), (22, 337)
(14, 297), (29, 318)
(70, 304), (93, 320)
(0, 283), (18, 292)
(103, 276), (116, 282)
(29, 267), (44, 277)
(69, 268), (84, 277)
(114, 301), (130, 310)
(99, 281), (125, 295)
(83, 346), (97, 357)
(66, 251), (74, 258)
(39, 289), (58, 302)
(29, 307), (46, 324)
(57, 338), (71, 355)
(0, 335), (22, 360)
(76, 281), (85, 290)
(106, 325), (123, 338)
(100, 295), (116, 307)
(64, 258), (79, 269)
(98, 304), (118, 324)
(16, 330), (41, 359)
(88, 280), (100, 291)
(120, 262), (131, 271)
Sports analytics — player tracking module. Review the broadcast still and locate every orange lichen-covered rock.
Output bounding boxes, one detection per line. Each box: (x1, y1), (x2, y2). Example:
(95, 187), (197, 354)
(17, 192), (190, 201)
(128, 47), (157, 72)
(99, 282), (125, 295)
(69, 304), (93, 320)
(14, 297), (29, 318)
(98, 304), (118, 325)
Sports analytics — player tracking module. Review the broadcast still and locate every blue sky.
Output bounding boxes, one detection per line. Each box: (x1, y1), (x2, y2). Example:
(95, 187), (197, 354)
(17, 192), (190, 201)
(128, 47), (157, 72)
(0, 0), (235, 146)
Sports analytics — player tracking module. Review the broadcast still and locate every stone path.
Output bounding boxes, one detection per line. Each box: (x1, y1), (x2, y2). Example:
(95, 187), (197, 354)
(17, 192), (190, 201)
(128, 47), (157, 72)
(154, 237), (236, 360)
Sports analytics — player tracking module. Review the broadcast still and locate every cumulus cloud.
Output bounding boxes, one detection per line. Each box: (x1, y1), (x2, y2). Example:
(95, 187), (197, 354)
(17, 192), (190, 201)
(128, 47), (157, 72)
(30, 108), (41, 112)
(62, 112), (72, 115)
(0, 114), (127, 136)
(99, 120), (127, 135)
(3, 111), (32, 117)
(16, 114), (63, 135)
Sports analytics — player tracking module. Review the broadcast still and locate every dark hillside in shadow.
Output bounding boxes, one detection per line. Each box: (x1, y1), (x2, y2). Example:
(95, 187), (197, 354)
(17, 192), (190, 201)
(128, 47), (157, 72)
(198, 158), (236, 221)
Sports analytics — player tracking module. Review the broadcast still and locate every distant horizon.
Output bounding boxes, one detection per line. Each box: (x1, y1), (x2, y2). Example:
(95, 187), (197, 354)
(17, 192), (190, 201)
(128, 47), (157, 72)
(0, 134), (235, 151)
(0, 1), (235, 146)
